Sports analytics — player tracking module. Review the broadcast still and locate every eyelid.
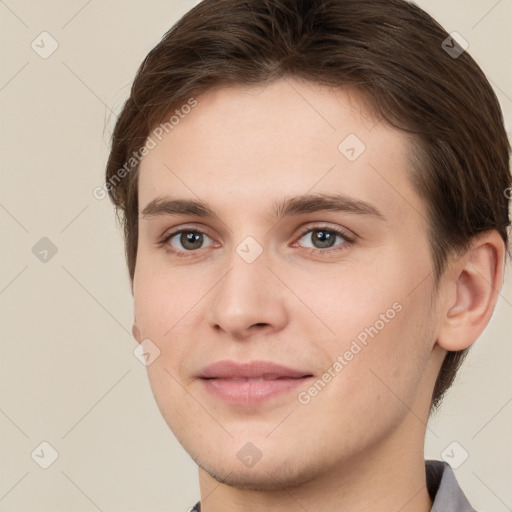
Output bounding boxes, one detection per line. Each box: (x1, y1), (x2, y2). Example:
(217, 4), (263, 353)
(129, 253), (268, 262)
(294, 222), (356, 244)
(158, 223), (214, 241)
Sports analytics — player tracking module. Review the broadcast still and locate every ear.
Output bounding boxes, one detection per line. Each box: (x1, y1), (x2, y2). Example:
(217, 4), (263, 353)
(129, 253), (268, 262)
(132, 318), (142, 344)
(437, 231), (506, 351)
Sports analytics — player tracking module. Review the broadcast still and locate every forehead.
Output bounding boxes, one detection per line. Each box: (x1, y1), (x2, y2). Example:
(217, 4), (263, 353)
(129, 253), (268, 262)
(137, 78), (426, 227)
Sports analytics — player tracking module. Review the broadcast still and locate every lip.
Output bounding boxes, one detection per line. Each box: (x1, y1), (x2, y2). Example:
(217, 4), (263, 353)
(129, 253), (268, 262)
(198, 360), (312, 379)
(197, 360), (314, 405)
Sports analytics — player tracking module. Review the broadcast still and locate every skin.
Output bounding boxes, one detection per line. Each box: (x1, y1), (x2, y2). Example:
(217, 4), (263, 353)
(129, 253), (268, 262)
(132, 78), (504, 512)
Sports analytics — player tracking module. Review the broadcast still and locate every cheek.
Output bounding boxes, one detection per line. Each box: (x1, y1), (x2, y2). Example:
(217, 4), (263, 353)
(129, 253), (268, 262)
(133, 262), (198, 421)
(339, 292), (434, 418)
(133, 257), (213, 403)
(303, 263), (434, 407)
(133, 256), (203, 339)
(287, 264), (404, 353)
(295, 304), (432, 452)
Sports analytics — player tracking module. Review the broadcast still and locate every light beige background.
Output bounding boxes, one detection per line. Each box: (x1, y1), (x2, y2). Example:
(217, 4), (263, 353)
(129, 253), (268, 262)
(1, 1), (511, 511)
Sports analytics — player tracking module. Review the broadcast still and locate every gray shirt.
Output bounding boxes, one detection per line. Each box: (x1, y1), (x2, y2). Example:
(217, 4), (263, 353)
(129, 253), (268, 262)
(188, 459), (476, 511)
(426, 459), (477, 512)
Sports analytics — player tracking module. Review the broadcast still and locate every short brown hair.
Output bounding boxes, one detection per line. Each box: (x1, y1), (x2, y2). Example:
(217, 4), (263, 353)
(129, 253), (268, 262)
(105, 0), (511, 414)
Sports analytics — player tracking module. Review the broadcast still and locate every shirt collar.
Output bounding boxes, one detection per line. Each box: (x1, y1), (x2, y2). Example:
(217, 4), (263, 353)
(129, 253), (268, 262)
(426, 459), (477, 512)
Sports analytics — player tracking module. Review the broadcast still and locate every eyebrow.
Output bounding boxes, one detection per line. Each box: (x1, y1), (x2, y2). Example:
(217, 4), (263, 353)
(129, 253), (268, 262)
(140, 193), (386, 222)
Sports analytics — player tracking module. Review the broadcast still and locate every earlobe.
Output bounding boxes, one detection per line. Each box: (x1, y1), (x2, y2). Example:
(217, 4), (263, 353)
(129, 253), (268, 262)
(437, 231), (505, 352)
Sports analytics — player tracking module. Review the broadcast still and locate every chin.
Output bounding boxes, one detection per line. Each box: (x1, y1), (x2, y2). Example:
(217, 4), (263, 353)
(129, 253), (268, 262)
(194, 449), (328, 491)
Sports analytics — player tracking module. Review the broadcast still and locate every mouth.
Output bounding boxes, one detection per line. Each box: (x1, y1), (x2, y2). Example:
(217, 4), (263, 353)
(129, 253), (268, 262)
(197, 361), (314, 405)
(202, 375), (311, 382)
(197, 359), (312, 380)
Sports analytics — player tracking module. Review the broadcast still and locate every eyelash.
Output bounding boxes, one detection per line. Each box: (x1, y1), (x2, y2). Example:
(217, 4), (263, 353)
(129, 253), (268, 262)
(157, 225), (356, 259)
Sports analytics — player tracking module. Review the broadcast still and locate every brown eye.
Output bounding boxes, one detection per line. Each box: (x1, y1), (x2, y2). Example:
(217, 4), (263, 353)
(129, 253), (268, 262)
(179, 231), (204, 250)
(164, 230), (214, 253)
(307, 230), (338, 249)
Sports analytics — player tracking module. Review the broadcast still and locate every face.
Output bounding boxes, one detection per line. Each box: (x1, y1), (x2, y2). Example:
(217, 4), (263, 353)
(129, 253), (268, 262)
(134, 78), (444, 490)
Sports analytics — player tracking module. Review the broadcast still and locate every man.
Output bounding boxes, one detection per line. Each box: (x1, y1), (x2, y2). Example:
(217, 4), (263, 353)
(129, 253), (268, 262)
(104, 0), (510, 510)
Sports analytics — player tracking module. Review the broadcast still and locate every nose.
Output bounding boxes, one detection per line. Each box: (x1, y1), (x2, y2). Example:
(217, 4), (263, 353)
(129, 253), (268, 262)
(205, 249), (289, 340)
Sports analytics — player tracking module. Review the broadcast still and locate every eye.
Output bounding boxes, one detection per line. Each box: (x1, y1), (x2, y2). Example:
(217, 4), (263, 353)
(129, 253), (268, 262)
(160, 228), (214, 256)
(296, 226), (354, 253)
(158, 224), (355, 259)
